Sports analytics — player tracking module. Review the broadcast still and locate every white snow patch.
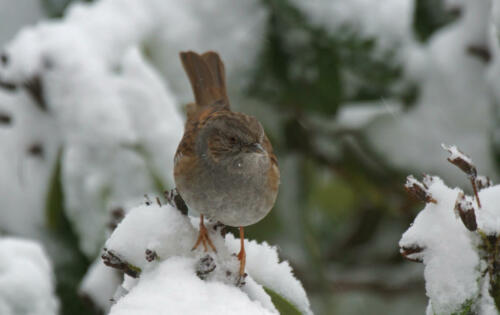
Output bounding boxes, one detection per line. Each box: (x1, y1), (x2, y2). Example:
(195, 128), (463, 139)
(400, 178), (480, 314)
(105, 204), (196, 271)
(226, 234), (313, 315)
(109, 257), (276, 315)
(398, 175), (500, 314)
(476, 185), (500, 235)
(0, 0), (265, 260)
(291, 0), (414, 53)
(0, 237), (59, 315)
(365, 0), (497, 184)
(335, 101), (402, 130)
(79, 258), (123, 313)
(103, 204), (312, 314)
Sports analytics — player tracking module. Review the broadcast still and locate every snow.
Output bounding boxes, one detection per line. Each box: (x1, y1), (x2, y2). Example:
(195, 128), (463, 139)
(400, 172), (500, 314)
(291, 0), (414, 53)
(226, 234), (313, 315)
(0, 0), (44, 47)
(104, 204), (196, 271)
(144, 0), (268, 103)
(0, 88), (59, 238)
(334, 101), (401, 130)
(441, 143), (474, 165)
(0, 0), (266, 260)
(0, 237), (59, 315)
(362, 0), (498, 184)
(103, 203), (312, 314)
(0, 23), (185, 257)
(0, 1), (271, 312)
(400, 177), (480, 314)
(476, 185), (500, 235)
(109, 257), (276, 315)
(79, 258), (122, 313)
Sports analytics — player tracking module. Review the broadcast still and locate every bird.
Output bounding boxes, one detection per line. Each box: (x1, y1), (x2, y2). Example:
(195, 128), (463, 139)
(174, 51), (280, 279)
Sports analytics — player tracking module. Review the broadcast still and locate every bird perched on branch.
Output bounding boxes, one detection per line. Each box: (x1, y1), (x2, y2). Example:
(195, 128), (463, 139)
(174, 51), (280, 279)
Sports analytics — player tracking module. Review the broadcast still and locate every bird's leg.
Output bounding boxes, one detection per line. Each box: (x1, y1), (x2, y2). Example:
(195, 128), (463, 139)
(237, 226), (246, 277)
(192, 214), (217, 253)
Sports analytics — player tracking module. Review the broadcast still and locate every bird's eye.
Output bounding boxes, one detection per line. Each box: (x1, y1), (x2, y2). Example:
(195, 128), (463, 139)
(229, 136), (237, 144)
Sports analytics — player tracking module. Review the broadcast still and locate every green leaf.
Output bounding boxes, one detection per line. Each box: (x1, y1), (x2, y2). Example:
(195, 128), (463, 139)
(45, 148), (65, 229)
(450, 299), (474, 315)
(413, 0), (460, 43)
(41, 0), (95, 18)
(45, 148), (94, 315)
(264, 287), (303, 315)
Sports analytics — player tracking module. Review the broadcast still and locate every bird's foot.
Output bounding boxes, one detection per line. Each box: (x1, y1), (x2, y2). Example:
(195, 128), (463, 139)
(192, 218), (217, 253)
(237, 246), (246, 277)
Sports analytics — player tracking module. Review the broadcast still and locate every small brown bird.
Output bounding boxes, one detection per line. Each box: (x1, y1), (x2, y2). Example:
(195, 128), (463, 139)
(174, 51), (280, 278)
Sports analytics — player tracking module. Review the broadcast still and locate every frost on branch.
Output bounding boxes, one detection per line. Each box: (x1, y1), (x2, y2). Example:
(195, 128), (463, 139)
(101, 203), (312, 315)
(400, 145), (500, 314)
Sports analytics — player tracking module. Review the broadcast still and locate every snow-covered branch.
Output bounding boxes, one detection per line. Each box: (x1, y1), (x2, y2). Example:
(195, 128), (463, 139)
(400, 144), (500, 314)
(98, 201), (312, 315)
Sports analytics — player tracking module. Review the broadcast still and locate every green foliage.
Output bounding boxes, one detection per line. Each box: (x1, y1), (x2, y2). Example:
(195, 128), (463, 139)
(45, 149), (65, 230)
(413, 0), (460, 43)
(450, 299), (474, 315)
(45, 149), (95, 315)
(250, 0), (410, 118)
(41, 0), (95, 18)
(250, 0), (342, 115)
(265, 287), (303, 315)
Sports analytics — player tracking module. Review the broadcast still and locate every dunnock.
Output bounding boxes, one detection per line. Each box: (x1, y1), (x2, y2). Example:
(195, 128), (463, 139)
(174, 51), (280, 277)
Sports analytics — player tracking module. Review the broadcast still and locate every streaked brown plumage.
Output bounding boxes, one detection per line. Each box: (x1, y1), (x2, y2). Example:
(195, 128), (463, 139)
(174, 51), (279, 278)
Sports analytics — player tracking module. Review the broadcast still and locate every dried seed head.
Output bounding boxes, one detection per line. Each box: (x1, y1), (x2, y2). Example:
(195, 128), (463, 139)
(23, 75), (47, 112)
(404, 175), (437, 204)
(101, 248), (141, 278)
(0, 112), (12, 125)
(476, 176), (492, 191)
(454, 192), (477, 231)
(0, 52), (8, 66)
(400, 245), (424, 263)
(0, 80), (17, 91)
(107, 207), (125, 231)
(27, 143), (44, 157)
(144, 194), (152, 206)
(467, 45), (491, 63)
(145, 249), (158, 262)
(442, 144), (477, 178)
(196, 254), (216, 280)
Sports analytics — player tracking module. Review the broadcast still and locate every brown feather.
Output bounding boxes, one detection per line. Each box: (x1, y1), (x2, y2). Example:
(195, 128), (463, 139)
(179, 51), (229, 109)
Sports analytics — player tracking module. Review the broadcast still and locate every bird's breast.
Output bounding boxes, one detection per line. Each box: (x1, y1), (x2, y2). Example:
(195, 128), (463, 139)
(175, 152), (277, 226)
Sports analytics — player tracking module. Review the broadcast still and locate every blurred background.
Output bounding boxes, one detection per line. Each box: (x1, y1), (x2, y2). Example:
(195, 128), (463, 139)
(0, 0), (498, 314)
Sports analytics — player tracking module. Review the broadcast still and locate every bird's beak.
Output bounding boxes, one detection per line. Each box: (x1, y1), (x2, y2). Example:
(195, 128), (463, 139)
(249, 143), (265, 154)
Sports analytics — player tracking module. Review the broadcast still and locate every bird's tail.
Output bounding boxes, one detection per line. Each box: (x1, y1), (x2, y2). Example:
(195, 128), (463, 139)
(180, 51), (229, 109)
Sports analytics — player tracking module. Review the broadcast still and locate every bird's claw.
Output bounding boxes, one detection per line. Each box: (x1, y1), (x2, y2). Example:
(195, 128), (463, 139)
(192, 221), (217, 253)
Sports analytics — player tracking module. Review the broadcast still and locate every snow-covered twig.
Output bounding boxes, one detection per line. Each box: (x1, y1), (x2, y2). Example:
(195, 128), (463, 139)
(100, 203), (312, 315)
(400, 145), (500, 314)
(442, 143), (482, 208)
(404, 175), (437, 204)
